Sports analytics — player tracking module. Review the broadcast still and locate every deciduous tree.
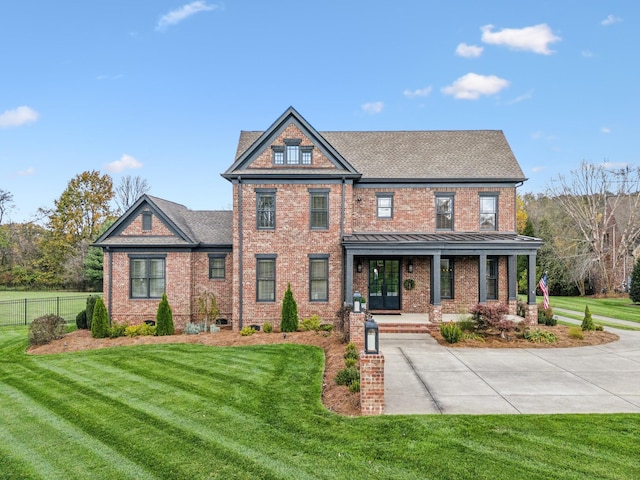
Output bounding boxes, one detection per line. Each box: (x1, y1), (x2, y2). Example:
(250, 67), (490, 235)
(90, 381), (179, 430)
(546, 161), (640, 294)
(114, 175), (150, 214)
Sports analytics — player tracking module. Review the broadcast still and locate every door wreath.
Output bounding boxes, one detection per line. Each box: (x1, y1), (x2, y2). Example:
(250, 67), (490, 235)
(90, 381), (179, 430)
(403, 278), (415, 290)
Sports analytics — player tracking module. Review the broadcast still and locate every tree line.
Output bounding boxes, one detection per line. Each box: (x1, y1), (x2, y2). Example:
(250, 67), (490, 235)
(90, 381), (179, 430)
(0, 172), (149, 291)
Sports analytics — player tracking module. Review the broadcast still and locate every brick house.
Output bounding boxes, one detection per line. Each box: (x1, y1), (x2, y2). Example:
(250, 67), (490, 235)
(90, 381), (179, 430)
(95, 107), (542, 330)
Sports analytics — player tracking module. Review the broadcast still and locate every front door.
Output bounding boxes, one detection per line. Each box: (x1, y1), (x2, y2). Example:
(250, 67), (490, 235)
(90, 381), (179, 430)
(368, 259), (400, 310)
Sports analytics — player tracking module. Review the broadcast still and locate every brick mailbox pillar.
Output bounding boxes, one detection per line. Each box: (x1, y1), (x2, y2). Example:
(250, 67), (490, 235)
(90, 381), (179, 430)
(360, 352), (385, 415)
(349, 312), (365, 350)
(526, 303), (538, 325)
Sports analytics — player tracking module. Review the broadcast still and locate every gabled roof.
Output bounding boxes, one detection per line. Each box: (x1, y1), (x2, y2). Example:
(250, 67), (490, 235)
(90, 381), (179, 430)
(226, 108), (526, 183)
(222, 106), (360, 180)
(93, 194), (232, 248)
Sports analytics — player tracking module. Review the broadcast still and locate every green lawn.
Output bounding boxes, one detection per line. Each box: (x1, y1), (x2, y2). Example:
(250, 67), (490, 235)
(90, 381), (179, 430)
(1, 327), (639, 479)
(522, 295), (640, 324)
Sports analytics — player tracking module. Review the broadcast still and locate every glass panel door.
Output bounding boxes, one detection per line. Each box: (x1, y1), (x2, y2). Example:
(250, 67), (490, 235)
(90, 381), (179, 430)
(368, 259), (401, 310)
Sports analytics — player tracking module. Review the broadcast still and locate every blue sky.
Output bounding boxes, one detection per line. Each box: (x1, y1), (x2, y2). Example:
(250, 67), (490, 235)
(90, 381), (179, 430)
(1, 1), (637, 223)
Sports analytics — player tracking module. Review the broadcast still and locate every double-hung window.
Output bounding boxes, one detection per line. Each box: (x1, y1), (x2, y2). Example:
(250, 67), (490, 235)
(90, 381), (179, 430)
(440, 257), (454, 299)
(256, 189), (276, 229)
(480, 194), (498, 231)
(309, 189), (329, 229)
(309, 255), (329, 301)
(208, 254), (226, 279)
(130, 255), (165, 299)
(486, 257), (498, 300)
(436, 194), (454, 230)
(256, 255), (276, 302)
(377, 193), (393, 218)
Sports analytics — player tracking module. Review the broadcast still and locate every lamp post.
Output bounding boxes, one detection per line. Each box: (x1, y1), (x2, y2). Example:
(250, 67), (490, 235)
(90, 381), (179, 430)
(364, 315), (379, 354)
(353, 291), (362, 313)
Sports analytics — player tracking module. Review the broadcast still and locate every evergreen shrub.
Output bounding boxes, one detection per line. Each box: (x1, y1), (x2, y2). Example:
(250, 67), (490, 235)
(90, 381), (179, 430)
(630, 256), (640, 303)
(155, 293), (174, 336)
(280, 283), (298, 333)
(76, 309), (87, 329)
(569, 326), (584, 340)
(581, 305), (595, 331)
(263, 322), (273, 333)
(86, 295), (97, 330)
(90, 297), (109, 339)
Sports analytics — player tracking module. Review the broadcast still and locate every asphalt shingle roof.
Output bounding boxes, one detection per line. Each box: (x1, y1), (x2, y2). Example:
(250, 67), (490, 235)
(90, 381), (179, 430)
(235, 129), (525, 181)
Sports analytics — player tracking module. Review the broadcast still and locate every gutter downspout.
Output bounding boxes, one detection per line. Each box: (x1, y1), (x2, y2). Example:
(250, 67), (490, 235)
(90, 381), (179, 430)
(341, 176), (346, 305)
(107, 246), (113, 325)
(237, 177), (243, 330)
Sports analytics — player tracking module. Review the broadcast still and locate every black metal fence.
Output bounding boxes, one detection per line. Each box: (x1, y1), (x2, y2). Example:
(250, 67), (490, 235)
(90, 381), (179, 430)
(0, 295), (102, 327)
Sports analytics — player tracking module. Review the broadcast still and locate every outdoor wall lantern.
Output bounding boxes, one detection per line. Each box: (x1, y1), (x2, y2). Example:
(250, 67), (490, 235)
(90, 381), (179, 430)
(407, 259), (414, 273)
(365, 316), (379, 354)
(357, 260), (363, 273)
(353, 291), (362, 313)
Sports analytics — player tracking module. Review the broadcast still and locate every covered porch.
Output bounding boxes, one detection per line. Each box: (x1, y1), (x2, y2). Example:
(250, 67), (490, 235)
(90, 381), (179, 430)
(343, 232), (543, 324)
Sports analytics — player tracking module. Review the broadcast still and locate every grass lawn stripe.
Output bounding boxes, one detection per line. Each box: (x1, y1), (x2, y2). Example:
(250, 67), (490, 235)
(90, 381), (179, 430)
(0, 382), (157, 480)
(3, 328), (640, 479)
(22, 345), (331, 479)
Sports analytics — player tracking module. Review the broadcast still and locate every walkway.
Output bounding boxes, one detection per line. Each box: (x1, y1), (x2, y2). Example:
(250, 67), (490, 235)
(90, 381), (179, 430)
(382, 328), (640, 414)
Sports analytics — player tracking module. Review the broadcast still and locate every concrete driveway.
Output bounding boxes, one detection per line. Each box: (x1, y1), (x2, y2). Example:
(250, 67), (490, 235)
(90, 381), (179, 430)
(382, 329), (640, 414)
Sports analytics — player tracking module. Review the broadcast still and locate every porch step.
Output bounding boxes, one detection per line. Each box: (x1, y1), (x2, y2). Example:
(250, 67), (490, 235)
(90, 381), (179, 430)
(378, 322), (438, 334)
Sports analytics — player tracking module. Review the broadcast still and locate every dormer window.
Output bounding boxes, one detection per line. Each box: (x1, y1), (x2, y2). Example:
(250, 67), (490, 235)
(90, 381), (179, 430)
(272, 139), (312, 165)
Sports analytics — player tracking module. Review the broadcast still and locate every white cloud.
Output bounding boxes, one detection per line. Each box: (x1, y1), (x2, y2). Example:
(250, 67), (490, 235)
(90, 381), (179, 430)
(361, 102), (384, 115)
(581, 50), (593, 58)
(601, 161), (627, 169)
(156, 1), (218, 31)
(105, 154), (143, 173)
(403, 86), (433, 99)
(481, 23), (561, 55)
(508, 90), (534, 104)
(18, 167), (36, 176)
(441, 73), (509, 100)
(456, 43), (484, 58)
(0, 106), (39, 128)
(601, 127), (611, 134)
(531, 166), (547, 173)
(601, 14), (622, 26)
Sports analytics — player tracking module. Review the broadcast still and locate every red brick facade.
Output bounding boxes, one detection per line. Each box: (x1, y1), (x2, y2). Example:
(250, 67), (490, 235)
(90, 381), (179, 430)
(98, 107), (541, 330)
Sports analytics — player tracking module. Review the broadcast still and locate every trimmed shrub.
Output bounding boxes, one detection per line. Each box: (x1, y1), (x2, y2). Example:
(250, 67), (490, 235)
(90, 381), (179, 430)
(319, 324), (333, 332)
(348, 380), (361, 393)
(344, 357), (357, 368)
(76, 309), (87, 330)
(240, 326), (255, 336)
(569, 326), (584, 339)
(28, 314), (66, 346)
(300, 314), (322, 332)
(263, 322), (273, 333)
(456, 318), (476, 332)
(595, 324), (604, 331)
(156, 293), (174, 336)
(86, 295), (97, 330)
(440, 321), (463, 343)
(280, 283), (298, 333)
(107, 323), (127, 338)
(581, 305), (595, 331)
(124, 323), (156, 338)
(344, 342), (359, 360)
(91, 297), (109, 339)
(334, 367), (359, 386)
(538, 306), (555, 325)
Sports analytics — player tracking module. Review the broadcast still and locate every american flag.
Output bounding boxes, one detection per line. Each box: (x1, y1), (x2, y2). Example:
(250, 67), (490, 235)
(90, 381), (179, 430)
(538, 273), (549, 309)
